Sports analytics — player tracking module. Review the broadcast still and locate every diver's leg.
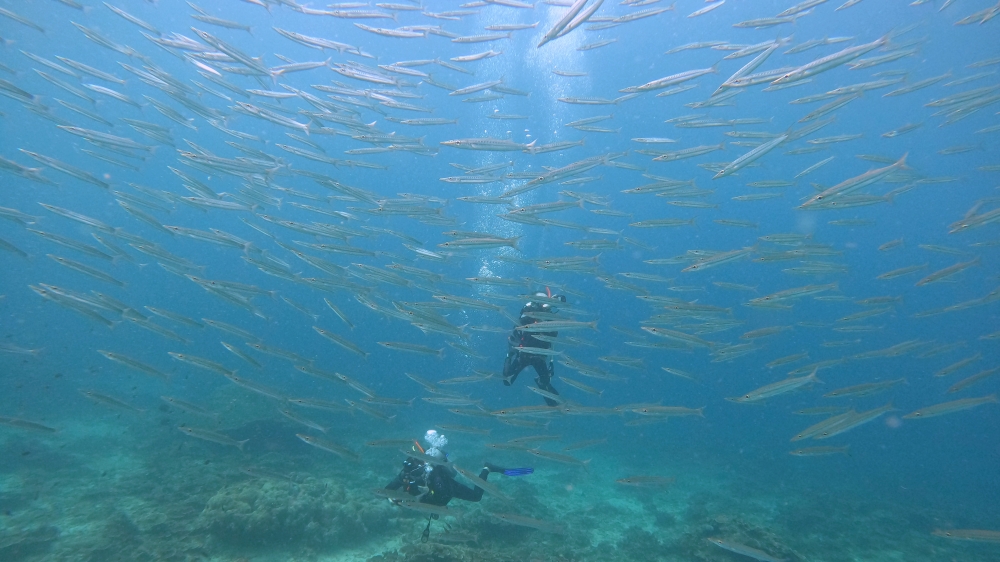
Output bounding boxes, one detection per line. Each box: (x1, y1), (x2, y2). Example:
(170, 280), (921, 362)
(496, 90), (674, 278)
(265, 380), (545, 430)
(531, 357), (560, 406)
(445, 476), (485, 503)
(502, 348), (524, 386)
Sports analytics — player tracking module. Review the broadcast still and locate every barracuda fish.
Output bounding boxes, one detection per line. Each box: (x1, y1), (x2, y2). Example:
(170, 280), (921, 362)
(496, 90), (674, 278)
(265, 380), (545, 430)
(631, 405), (704, 417)
(616, 475), (675, 488)
(0, 7), (44, 32)
(824, 378), (906, 398)
(812, 403), (895, 439)
(915, 258), (980, 286)
(537, 0), (590, 48)
(789, 446), (850, 457)
(289, 397), (352, 414)
(378, 341), (444, 357)
(708, 538), (787, 562)
(98, 350), (169, 381)
(0, 416), (58, 433)
(904, 395), (998, 419)
(440, 137), (536, 151)
(729, 372), (820, 403)
(28, 229), (113, 261)
(199, 317), (261, 342)
(947, 368), (1000, 394)
(714, 135), (788, 179)
(168, 352), (234, 377)
(438, 236), (520, 250)
(20, 150), (111, 189)
(79, 389), (144, 413)
(313, 326), (369, 359)
(160, 396), (216, 418)
(47, 255), (125, 287)
(217, 342), (260, 369)
(622, 66), (717, 93)
(298, 434), (361, 461)
(178, 426), (248, 451)
(800, 154), (908, 208)
(516, 320), (597, 333)
(682, 247), (755, 272)
(191, 28), (270, 76)
(773, 36), (887, 85)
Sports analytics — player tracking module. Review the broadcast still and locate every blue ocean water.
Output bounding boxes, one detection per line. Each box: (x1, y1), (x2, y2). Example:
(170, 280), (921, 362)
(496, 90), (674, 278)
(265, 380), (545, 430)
(0, 0), (998, 560)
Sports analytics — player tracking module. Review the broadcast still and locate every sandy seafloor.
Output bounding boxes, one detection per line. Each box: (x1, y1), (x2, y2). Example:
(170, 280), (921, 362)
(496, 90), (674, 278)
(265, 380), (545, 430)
(1, 378), (994, 562)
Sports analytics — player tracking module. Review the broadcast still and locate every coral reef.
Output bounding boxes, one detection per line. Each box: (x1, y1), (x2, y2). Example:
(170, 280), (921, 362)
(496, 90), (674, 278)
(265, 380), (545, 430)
(198, 476), (392, 549)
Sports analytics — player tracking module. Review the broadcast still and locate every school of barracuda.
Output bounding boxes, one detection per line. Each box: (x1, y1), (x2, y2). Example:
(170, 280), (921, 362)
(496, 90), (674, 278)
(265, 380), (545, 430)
(0, 0), (998, 559)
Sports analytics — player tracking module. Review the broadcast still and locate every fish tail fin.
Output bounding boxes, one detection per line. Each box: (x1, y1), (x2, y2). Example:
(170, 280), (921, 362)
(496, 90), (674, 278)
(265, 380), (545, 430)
(237, 439), (249, 452)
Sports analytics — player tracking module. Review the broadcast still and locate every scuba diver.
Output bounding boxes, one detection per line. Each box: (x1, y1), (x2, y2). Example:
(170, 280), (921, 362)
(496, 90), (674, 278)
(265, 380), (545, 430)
(503, 289), (567, 406)
(385, 430), (532, 541)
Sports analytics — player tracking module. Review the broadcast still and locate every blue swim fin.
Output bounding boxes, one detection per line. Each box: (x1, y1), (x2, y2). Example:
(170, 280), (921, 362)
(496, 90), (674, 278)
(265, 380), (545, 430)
(502, 467), (534, 477)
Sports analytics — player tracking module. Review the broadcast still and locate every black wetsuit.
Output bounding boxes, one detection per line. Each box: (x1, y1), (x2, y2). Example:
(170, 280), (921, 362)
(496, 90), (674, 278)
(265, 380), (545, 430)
(385, 458), (488, 506)
(502, 300), (561, 406)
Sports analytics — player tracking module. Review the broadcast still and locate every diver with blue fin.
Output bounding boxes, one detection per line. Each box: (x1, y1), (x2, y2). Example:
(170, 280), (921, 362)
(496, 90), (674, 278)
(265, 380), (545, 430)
(384, 430), (533, 541)
(502, 288), (566, 406)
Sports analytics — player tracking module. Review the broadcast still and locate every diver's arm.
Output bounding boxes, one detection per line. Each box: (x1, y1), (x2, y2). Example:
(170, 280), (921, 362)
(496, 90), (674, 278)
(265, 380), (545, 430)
(386, 467), (424, 495)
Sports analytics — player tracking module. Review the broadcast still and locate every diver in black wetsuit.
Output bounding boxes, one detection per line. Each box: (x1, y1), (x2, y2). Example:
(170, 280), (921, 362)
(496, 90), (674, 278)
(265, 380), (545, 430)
(385, 430), (533, 541)
(384, 430), (511, 507)
(502, 291), (567, 406)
